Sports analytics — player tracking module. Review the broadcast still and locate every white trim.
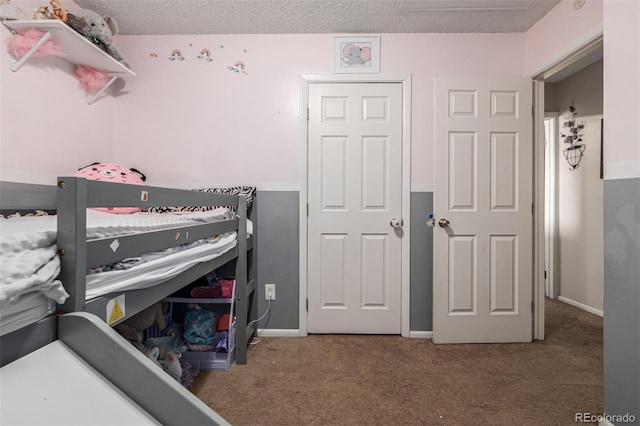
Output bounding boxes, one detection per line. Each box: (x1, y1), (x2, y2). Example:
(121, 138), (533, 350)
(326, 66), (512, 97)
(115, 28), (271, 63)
(544, 113), (560, 301)
(604, 159), (640, 180)
(527, 23), (604, 78)
(558, 296), (603, 317)
(410, 183), (434, 193)
(299, 74), (413, 338)
(533, 80), (546, 341)
(409, 331), (433, 339)
(257, 329), (301, 337)
(531, 27), (604, 342)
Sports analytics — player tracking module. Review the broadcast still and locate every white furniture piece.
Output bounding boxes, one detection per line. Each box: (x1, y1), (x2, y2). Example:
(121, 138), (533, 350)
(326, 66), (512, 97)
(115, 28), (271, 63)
(2, 19), (135, 104)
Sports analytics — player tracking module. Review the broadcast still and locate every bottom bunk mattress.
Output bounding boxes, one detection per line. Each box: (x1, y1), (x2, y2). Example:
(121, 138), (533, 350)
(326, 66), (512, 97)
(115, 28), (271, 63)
(0, 213), (69, 332)
(85, 231), (240, 300)
(0, 292), (56, 336)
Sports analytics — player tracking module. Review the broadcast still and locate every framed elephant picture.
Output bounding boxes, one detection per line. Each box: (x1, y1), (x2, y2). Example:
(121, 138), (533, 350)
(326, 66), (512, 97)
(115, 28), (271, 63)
(334, 36), (380, 73)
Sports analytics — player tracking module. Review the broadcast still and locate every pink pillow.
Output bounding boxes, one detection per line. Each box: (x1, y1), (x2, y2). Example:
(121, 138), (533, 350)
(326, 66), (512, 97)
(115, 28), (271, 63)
(75, 163), (146, 214)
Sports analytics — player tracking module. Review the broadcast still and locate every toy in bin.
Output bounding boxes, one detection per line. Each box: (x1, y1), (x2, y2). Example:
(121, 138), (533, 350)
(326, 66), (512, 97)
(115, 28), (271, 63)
(183, 307), (216, 351)
(190, 273), (235, 298)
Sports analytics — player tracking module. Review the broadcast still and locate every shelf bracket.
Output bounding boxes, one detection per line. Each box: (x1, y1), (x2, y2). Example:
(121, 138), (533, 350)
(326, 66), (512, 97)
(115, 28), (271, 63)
(10, 29), (55, 72)
(86, 75), (119, 105)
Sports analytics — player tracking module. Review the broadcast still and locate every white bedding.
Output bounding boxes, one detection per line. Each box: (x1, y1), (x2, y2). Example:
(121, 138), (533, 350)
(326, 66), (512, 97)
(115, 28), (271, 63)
(86, 232), (238, 299)
(0, 208), (248, 316)
(0, 292), (56, 336)
(0, 215), (68, 313)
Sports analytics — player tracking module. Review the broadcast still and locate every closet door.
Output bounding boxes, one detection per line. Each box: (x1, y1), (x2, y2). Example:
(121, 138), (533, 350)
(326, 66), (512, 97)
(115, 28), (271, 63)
(307, 82), (403, 334)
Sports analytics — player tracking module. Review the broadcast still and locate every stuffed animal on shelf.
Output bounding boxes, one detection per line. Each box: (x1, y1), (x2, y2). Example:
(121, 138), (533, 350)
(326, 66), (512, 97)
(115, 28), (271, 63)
(115, 302), (167, 350)
(33, 6), (50, 20)
(65, 7), (129, 68)
(0, 0), (26, 20)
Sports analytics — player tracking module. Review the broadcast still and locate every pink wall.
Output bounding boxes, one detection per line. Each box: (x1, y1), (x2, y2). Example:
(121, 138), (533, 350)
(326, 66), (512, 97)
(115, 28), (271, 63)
(113, 33), (524, 189)
(0, 0), (115, 184)
(524, 0), (603, 76)
(603, 0), (640, 178)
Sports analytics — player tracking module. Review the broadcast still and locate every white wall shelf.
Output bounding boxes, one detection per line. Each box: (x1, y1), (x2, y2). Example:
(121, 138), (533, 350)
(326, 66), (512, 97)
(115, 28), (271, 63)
(2, 19), (135, 104)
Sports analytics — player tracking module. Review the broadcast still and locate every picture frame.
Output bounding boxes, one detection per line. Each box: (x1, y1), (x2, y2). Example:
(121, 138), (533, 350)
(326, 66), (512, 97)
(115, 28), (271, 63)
(334, 36), (380, 74)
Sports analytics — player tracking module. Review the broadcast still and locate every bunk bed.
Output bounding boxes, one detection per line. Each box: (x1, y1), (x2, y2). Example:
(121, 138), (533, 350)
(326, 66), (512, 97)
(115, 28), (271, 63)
(55, 176), (257, 365)
(0, 181), (60, 364)
(0, 177), (257, 425)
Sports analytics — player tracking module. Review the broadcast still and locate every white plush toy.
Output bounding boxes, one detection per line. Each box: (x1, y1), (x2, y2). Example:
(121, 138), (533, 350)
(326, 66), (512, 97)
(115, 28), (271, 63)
(66, 7), (130, 68)
(0, 0), (27, 20)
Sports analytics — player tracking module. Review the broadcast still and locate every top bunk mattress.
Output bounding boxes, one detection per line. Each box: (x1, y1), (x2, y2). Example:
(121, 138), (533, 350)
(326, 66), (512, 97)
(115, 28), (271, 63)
(1, 208), (250, 313)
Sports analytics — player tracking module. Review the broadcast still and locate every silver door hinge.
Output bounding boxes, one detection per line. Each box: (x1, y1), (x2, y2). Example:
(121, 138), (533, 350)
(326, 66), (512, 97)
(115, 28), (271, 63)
(306, 298), (309, 312)
(306, 107), (309, 121)
(307, 202), (309, 217)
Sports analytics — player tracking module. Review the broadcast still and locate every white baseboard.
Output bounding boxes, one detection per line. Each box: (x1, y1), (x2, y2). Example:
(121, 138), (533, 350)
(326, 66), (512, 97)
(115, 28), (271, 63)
(558, 296), (603, 317)
(257, 329), (301, 337)
(257, 329), (433, 338)
(409, 331), (433, 339)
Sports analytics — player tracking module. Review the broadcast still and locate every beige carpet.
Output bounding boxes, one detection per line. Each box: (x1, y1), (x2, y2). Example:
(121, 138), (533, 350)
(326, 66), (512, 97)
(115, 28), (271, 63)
(191, 298), (603, 425)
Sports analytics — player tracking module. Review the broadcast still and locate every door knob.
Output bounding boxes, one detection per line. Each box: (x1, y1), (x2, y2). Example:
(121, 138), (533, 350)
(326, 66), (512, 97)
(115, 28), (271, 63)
(390, 218), (403, 229)
(438, 218), (450, 228)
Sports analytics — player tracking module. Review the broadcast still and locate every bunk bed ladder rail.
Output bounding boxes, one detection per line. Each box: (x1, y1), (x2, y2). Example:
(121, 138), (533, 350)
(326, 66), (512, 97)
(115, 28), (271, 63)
(57, 177), (89, 313)
(234, 195), (255, 365)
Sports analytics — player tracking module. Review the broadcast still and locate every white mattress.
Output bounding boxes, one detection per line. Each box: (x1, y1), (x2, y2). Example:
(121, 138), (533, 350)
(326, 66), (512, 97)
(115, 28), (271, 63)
(0, 292), (56, 336)
(0, 208), (249, 317)
(0, 215), (68, 314)
(86, 232), (238, 300)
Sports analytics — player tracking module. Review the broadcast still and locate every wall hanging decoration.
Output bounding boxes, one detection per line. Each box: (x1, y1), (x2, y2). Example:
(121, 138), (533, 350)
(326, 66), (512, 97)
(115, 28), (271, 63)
(561, 102), (586, 170)
(334, 35), (380, 73)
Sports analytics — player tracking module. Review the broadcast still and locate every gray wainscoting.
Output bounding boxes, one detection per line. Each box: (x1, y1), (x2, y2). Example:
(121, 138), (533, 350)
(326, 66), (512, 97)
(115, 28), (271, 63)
(410, 192), (434, 332)
(603, 178), (640, 420)
(255, 191), (434, 333)
(255, 191), (300, 330)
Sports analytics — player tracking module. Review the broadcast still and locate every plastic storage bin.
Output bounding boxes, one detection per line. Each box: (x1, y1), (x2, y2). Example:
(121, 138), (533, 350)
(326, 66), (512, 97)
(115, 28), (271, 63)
(143, 281), (237, 371)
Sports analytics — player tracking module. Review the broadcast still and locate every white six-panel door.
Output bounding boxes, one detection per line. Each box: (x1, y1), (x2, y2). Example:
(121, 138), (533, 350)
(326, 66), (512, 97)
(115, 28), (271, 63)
(433, 77), (533, 343)
(307, 83), (403, 334)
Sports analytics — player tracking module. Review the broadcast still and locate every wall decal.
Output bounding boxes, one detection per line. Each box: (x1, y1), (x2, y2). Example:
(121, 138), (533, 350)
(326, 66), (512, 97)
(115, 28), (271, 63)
(168, 49), (184, 61)
(197, 48), (213, 62)
(228, 61), (247, 75)
(149, 52), (158, 58)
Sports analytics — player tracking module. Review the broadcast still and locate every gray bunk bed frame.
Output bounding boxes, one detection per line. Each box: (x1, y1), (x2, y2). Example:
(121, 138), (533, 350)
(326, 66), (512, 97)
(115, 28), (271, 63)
(56, 176), (257, 365)
(0, 177), (257, 425)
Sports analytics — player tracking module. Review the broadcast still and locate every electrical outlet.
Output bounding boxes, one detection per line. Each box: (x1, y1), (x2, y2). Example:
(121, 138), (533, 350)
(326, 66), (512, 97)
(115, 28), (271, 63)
(265, 284), (276, 301)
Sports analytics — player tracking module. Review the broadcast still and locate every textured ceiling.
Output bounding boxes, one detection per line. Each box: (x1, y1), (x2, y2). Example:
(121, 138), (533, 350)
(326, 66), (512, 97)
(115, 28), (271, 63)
(73, 0), (561, 35)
